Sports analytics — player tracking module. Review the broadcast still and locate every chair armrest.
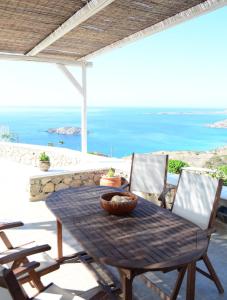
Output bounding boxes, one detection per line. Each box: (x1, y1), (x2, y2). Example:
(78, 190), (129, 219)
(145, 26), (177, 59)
(121, 182), (129, 190)
(0, 244), (51, 264)
(0, 221), (24, 231)
(13, 261), (40, 277)
(158, 186), (176, 209)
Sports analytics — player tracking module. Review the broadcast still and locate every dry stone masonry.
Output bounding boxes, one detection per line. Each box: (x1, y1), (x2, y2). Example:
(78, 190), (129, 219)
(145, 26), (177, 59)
(30, 169), (107, 201)
(0, 142), (125, 201)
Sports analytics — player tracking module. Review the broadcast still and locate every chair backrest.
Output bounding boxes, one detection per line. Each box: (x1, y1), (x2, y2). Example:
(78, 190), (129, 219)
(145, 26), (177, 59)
(0, 265), (27, 300)
(172, 170), (222, 230)
(129, 153), (168, 195)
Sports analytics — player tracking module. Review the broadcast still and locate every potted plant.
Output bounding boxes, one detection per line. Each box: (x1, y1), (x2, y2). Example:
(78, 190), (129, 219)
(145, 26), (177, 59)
(100, 168), (121, 187)
(39, 152), (50, 172)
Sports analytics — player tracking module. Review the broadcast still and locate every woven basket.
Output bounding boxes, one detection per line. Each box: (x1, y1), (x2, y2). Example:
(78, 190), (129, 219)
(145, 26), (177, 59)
(100, 192), (137, 215)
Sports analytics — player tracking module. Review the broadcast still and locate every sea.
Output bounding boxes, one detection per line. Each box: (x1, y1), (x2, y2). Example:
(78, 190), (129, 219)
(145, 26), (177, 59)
(0, 106), (227, 158)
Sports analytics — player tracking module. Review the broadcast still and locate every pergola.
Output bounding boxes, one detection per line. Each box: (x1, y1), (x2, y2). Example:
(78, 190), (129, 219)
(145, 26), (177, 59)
(0, 0), (226, 153)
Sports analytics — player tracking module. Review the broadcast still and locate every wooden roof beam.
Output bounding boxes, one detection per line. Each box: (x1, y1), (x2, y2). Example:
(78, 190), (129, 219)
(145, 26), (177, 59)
(80, 0), (227, 61)
(0, 53), (92, 66)
(26, 0), (116, 57)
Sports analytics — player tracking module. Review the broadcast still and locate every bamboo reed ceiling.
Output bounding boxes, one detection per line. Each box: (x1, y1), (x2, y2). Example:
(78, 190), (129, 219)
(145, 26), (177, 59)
(0, 0), (221, 62)
(40, 0), (207, 60)
(0, 0), (90, 54)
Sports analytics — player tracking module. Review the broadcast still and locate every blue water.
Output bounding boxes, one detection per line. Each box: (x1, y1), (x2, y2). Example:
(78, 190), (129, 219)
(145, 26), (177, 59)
(0, 106), (227, 157)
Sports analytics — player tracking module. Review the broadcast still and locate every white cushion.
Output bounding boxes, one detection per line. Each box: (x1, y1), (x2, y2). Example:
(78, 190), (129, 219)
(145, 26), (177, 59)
(130, 154), (167, 195)
(172, 171), (220, 230)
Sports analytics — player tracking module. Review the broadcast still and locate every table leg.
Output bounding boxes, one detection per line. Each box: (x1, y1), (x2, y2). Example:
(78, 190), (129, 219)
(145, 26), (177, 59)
(56, 219), (63, 260)
(120, 270), (133, 300)
(186, 262), (196, 300)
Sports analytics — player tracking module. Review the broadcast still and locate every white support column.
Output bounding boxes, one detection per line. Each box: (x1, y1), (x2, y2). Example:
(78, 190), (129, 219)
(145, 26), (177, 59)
(81, 63), (87, 153)
(57, 63), (88, 153)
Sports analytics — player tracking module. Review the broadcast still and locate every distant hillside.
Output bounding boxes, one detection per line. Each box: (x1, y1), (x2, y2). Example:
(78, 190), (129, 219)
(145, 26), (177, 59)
(206, 119), (227, 129)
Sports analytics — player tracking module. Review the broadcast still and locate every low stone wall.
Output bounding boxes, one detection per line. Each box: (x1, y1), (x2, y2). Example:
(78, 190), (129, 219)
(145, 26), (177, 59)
(134, 183), (176, 208)
(0, 142), (109, 168)
(30, 169), (107, 201)
(0, 142), (128, 202)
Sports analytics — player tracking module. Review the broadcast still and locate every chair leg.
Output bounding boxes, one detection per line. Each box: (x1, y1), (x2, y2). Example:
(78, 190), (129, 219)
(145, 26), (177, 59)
(170, 266), (187, 300)
(12, 257), (45, 292)
(158, 192), (166, 209)
(202, 254), (224, 294)
(119, 270), (133, 300)
(186, 262), (196, 300)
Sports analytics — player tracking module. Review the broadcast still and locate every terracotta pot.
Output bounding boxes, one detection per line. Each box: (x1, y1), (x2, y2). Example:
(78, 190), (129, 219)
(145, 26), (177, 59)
(100, 176), (121, 187)
(39, 161), (50, 172)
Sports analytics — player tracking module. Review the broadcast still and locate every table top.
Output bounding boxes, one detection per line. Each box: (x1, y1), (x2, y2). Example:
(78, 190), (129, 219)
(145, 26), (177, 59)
(46, 186), (208, 271)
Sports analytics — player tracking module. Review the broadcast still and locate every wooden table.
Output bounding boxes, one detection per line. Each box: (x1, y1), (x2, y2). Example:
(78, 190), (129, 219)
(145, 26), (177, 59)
(46, 186), (208, 300)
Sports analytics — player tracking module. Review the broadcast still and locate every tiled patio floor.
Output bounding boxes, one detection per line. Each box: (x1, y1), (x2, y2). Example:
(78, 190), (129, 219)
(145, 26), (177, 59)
(0, 159), (227, 299)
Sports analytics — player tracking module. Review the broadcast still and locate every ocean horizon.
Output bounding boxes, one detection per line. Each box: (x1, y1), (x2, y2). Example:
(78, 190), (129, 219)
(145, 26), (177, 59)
(0, 106), (227, 157)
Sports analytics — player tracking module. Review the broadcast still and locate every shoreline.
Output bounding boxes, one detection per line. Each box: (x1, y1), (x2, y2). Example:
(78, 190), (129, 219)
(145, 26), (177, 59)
(153, 146), (227, 168)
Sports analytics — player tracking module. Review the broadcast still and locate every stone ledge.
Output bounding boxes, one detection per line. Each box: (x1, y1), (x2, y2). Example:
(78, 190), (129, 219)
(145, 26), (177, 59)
(29, 169), (108, 201)
(30, 166), (110, 179)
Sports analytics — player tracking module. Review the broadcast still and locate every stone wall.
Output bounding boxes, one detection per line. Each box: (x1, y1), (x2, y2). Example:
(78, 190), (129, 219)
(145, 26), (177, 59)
(30, 169), (107, 201)
(0, 142), (110, 167)
(0, 142), (128, 202)
(133, 183), (176, 208)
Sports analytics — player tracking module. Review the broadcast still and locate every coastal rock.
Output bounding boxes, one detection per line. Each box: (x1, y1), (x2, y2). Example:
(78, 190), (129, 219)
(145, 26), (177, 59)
(47, 126), (81, 135)
(206, 119), (227, 129)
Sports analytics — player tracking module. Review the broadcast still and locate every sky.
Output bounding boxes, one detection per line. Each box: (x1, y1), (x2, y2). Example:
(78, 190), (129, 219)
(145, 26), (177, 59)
(0, 6), (226, 108)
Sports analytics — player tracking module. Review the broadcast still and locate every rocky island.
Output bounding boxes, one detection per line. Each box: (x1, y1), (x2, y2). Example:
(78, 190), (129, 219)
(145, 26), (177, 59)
(47, 127), (81, 135)
(206, 119), (227, 129)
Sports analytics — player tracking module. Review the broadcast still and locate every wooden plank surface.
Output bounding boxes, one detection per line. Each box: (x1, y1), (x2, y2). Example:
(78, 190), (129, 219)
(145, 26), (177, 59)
(46, 186), (207, 270)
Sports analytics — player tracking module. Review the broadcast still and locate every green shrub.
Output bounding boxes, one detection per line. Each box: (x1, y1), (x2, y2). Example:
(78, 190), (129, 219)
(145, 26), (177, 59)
(106, 168), (115, 177)
(215, 165), (227, 186)
(0, 125), (18, 142)
(168, 159), (189, 174)
(39, 152), (50, 162)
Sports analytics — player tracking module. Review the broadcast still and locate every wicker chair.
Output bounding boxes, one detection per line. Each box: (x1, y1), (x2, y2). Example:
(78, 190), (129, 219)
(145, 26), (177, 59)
(170, 170), (224, 294)
(123, 153), (169, 207)
(0, 221), (59, 287)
